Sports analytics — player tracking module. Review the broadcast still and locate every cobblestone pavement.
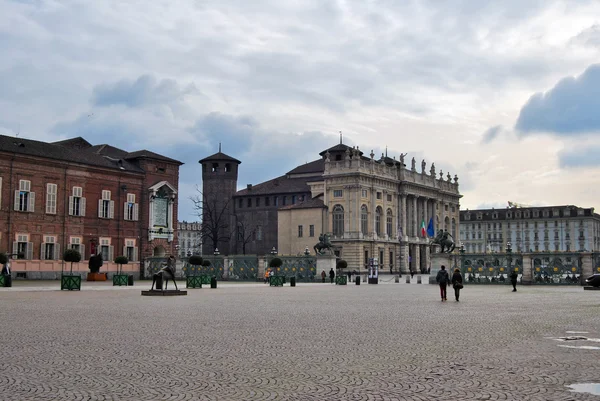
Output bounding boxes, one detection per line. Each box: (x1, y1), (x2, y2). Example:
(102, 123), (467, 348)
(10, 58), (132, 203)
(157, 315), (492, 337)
(1, 281), (599, 400)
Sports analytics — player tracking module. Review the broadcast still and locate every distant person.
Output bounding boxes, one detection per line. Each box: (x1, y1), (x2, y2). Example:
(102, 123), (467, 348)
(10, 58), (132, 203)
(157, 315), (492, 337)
(329, 268), (335, 284)
(452, 268), (463, 302)
(264, 269), (270, 284)
(510, 270), (518, 292)
(436, 265), (450, 302)
(410, 269), (414, 279)
(347, 270), (352, 282)
(321, 270), (326, 283)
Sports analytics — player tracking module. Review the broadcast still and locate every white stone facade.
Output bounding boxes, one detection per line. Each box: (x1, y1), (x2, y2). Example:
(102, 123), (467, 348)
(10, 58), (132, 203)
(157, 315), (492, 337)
(177, 221), (202, 258)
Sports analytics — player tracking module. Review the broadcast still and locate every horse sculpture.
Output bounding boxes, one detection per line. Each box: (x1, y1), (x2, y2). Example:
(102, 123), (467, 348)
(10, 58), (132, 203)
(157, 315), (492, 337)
(430, 229), (456, 253)
(151, 255), (179, 291)
(313, 233), (333, 255)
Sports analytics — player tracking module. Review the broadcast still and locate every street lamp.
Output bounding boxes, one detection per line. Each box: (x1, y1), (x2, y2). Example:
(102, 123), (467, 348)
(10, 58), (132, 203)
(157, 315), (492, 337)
(271, 246), (277, 256)
(304, 246), (310, 256)
(459, 243), (465, 276)
(214, 248), (220, 256)
(505, 241), (512, 282)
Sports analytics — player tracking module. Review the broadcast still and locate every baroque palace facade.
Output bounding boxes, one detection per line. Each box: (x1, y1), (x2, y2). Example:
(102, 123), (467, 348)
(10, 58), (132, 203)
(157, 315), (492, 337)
(0, 134), (182, 278)
(199, 141), (461, 273)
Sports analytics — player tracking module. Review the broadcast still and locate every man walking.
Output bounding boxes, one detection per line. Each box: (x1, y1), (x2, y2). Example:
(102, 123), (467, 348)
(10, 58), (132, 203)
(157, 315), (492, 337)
(510, 270), (518, 292)
(436, 265), (450, 301)
(329, 268), (335, 284)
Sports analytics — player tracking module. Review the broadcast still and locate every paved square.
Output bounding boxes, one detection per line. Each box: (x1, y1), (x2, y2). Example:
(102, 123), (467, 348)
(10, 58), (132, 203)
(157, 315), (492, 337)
(1, 280), (599, 400)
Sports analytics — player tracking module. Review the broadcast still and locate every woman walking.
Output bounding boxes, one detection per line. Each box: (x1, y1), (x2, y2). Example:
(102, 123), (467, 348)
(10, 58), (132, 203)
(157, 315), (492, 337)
(452, 268), (463, 302)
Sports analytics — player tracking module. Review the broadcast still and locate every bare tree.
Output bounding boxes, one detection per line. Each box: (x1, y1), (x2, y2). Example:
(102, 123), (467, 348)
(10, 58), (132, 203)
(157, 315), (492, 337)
(235, 215), (258, 255)
(191, 188), (232, 253)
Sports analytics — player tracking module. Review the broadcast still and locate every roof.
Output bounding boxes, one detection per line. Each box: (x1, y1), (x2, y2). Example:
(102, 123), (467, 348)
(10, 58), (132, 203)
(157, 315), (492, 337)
(236, 174), (322, 196)
(460, 205), (599, 220)
(286, 159), (324, 175)
(125, 149), (183, 165)
(199, 151), (241, 164)
(0, 134), (182, 172)
(278, 196), (325, 210)
(319, 143), (356, 157)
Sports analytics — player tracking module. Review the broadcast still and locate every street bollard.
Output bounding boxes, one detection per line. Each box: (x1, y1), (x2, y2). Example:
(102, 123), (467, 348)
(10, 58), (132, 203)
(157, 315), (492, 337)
(210, 276), (217, 288)
(128, 275), (134, 286)
(363, 275), (367, 283)
(395, 275), (399, 283)
(290, 277), (296, 287)
(155, 275), (163, 290)
(417, 276), (422, 284)
(406, 276), (410, 284)
(355, 276), (360, 285)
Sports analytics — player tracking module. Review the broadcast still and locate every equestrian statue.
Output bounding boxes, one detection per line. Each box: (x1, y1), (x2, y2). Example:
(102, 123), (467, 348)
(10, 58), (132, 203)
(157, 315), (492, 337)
(151, 255), (179, 291)
(430, 229), (456, 253)
(313, 233), (333, 255)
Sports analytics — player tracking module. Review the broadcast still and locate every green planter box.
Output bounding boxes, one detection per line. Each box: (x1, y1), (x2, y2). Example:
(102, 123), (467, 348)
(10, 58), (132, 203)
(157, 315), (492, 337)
(0, 275), (4, 287)
(186, 276), (203, 288)
(200, 275), (211, 285)
(269, 275), (285, 287)
(113, 274), (129, 286)
(336, 276), (347, 285)
(61, 275), (82, 291)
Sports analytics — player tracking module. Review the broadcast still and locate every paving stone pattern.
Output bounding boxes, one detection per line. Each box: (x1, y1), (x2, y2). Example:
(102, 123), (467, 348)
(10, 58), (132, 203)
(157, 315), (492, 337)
(0, 281), (599, 400)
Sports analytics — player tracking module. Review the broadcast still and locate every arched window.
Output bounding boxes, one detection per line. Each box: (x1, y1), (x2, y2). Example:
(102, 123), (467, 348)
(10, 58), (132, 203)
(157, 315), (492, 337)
(361, 205), (368, 235)
(333, 205), (344, 236)
(451, 218), (456, 238)
(444, 216), (450, 231)
(386, 209), (393, 237)
(375, 207), (382, 236)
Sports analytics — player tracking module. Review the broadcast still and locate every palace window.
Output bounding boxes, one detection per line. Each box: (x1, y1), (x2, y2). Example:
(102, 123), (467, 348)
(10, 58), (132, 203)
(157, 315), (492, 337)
(98, 190), (114, 219)
(14, 234), (32, 260)
(124, 194), (139, 221)
(386, 209), (393, 237)
(332, 205), (344, 236)
(256, 197), (261, 207)
(69, 237), (84, 259)
(376, 192), (382, 200)
(265, 197), (270, 206)
(124, 239), (138, 262)
(309, 225), (315, 237)
(333, 190), (343, 198)
(69, 186), (86, 216)
(239, 198), (243, 208)
(362, 189), (368, 198)
(14, 180), (35, 212)
(41, 235), (59, 260)
(361, 205), (368, 235)
(45, 183), (57, 214)
(387, 194), (392, 202)
(99, 238), (114, 262)
(375, 207), (382, 236)
(247, 198), (251, 207)
(298, 225), (303, 238)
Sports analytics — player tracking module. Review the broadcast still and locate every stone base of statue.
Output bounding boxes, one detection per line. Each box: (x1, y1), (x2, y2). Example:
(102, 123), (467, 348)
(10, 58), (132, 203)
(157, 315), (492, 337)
(583, 286), (600, 291)
(141, 290), (187, 296)
(429, 253), (453, 284)
(316, 254), (336, 275)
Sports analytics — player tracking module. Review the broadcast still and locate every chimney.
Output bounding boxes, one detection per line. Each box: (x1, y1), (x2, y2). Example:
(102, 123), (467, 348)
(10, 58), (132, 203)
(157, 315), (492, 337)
(247, 184), (252, 190)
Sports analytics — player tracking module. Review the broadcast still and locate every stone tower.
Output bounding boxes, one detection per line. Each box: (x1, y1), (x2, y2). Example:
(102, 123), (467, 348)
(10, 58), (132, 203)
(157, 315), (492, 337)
(199, 147), (241, 256)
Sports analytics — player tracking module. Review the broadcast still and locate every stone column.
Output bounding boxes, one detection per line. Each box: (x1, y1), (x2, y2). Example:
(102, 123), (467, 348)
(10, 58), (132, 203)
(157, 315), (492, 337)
(399, 243), (409, 274)
(400, 195), (407, 240)
(423, 244), (430, 273)
(521, 253), (532, 285)
(412, 196), (418, 238)
(413, 244), (420, 273)
(581, 252), (593, 285)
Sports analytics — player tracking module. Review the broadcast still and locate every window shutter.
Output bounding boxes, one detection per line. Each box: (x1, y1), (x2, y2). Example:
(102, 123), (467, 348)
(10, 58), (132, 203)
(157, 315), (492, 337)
(108, 246), (114, 262)
(109, 200), (114, 219)
(69, 196), (74, 216)
(98, 199), (103, 218)
(81, 197), (86, 217)
(81, 245), (85, 260)
(29, 192), (35, 212)
(41, 243), (46, 260)
(14, 190), (20, 211)
(54, 244), (60, 260)
(133, 247), (138, 262)
(123, 246), (127, 258)
(12, 241), (18, 255)
(133, 203), (139, 221)
(26, 242), (33, 260)
(123, 202), (128, 220)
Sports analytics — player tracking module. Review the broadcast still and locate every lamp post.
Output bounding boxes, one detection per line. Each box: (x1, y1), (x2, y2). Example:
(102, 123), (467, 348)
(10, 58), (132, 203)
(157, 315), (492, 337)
(270, 246), (278, 276)
(214, 248), (220, 256)
(459, 243), (465, 276)
(304, 246), (310, 256)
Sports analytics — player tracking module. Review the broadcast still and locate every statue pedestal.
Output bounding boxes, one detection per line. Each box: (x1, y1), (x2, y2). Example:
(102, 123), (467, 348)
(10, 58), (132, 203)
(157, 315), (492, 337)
(316, 254), (337, 277)
(429, 253), (453, 284)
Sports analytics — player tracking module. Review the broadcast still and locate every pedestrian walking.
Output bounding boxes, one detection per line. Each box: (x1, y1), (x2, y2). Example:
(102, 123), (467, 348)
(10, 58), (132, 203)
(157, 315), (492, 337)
(436, 265), (450, 301)
(510, 270), (518, 292)
(451, 268), (463, 302)
(329, 268), (335, 284)
(410, 269), (414, 279)
(321, 270), (326, 283)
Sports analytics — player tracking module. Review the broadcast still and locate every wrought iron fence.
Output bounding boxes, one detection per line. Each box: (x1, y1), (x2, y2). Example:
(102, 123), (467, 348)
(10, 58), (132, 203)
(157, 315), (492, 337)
(531, 253), (581, 285)
(228, 256), (259, 281)
(277, 256), (317, 282)
(144, 257), (168, 277)
(459, 253), (522, 285)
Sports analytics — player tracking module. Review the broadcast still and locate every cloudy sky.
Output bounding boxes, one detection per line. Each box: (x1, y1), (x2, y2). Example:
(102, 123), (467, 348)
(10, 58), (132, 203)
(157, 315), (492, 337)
(2, 0), (600, 220)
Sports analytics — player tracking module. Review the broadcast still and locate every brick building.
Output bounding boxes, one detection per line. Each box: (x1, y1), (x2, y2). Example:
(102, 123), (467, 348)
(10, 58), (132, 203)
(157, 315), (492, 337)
(0, 135), (182, 278)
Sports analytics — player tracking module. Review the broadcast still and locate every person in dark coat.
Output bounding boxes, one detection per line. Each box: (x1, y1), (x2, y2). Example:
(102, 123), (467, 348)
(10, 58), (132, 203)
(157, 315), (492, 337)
(329, 268), (335, 284)
(321, 270), (326, 283)
(436, 265), (449, 301)
(510, 270), (518, 292)
(451, 268), (463, 302)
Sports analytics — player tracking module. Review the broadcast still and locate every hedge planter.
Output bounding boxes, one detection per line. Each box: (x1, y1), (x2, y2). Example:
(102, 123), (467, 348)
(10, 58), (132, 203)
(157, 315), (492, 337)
(335, 276), (347, 285)
(87, 272), (107, 281)
(269, 275), (285, 287)
(186, 276), (203, 289)
(61, 275), (81, 291)
(113, 274), (129, 286)
(0, 274), (11, 288)
(200, 275), (212, 285)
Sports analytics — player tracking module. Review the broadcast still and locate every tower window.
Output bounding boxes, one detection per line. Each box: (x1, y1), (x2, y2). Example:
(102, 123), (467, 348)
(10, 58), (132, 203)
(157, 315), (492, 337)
(212, 163), (219, 172)
(225, 163), (231, 172)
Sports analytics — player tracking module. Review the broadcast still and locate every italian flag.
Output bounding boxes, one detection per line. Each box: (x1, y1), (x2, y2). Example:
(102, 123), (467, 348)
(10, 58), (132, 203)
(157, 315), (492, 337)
(421, 220), (426, 237)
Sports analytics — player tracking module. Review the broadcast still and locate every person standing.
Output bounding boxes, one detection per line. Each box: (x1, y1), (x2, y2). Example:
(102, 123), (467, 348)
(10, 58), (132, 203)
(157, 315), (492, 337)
(510, 270), (518, 292)
(451, 268), (463, 302)
(436, 265), (449, 301)
(329, 268), (335, 284)
(321, 270), (326, 283)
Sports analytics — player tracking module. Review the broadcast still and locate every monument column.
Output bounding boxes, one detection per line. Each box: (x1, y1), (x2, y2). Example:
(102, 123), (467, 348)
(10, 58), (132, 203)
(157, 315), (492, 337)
(412, 196), (418, 238)
(400, 195), (407, 239)
(413, 244), (420, 273)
